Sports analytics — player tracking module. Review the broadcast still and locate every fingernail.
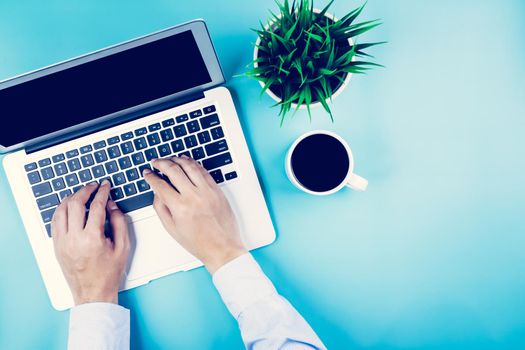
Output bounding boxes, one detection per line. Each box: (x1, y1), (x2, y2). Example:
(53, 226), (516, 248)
(101, 179), (110, 187)
(108, 200), (118, 210)
(181, 155), (190, 159)
(88, 182), (98, 187)
(151, 158), (158, 163)
(143, 168), (152, 175)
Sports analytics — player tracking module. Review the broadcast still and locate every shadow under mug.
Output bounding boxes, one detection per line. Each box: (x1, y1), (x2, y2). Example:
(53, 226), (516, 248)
(285, 130), (368, 195)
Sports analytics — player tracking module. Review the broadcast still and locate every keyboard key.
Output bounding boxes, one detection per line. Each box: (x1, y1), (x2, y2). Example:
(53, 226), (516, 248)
(110, 187), (125, 201)
(28, 171), (41, 184)
(173, 125), (187, 138)
(147, 133), (161, 146)
(225, 171), (238, 181)
(137, 179), (150, 192)
(41, 207), (56, 224)
(138, 164), (152, 176)
(73, 185), (83, 193)
(41, 167), (55, 180)
(32, 182), (52, 197)
(116, 191), (154, 213)
(134, 127), (147, 136)
(25, 162), (38, 172)
(134, 137), (148, 150)
(80, 145), (92, 154)
(158, 144), (171, 157)
(94, 150), (108, 163)
(112, 172), (126, 186)
(162, 118), (175, 127)
(176, 114), (189, 123)
(184, 135), (198, 148)
(66, 149), (79, 158)
(80, 154), (95, 167)
(121, 131), (134, 140)
(94, 140), (106, 150)
(38, 158), (51, 167)
(37, 194), (59, 210)
(107, 146), (121, 159)
(187, 120), (200, 133)
(178, 151), (191, 158)
(203, 152), (232, 170)
(160, 129), (174, 142)
(59, 189), (72, 199)
(148, 123), (161, 132)
(118, 156), (132, 169)
(105, 161), (119, 174)
(65, 173), (79, 187)
(120, 141), (134, 155)
(131, 152), (145, 165)
(51, 177), (66, 191)
(197, 131), (211, 144)
(92, 165), (106, 178)
(126, 169), (139, 182)
(79, 169), (92, 182)
(107, 136), (120, 145)
(210, 126), (224, 140)
(205, 139), (229, 156)
(209, 169), (224, 184)
(191, 147), (205, 160)
(45, 224), (52, 237)
(123, 183), (137, 197)
(144, 148), (158, 161)
(189, 109), (203, 119)
(52, 154), (65, 162)
(200, 114), (220, 129)
(54, 162), (68, 176)
(203, 105), (216, 114)
(67, 159), (81, 172)
(170, 140), (185, 153)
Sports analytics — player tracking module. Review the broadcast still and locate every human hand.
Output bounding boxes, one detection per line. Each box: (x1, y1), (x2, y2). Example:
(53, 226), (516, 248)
(51, 180), (130, 305)
(143, 156), (246, 274)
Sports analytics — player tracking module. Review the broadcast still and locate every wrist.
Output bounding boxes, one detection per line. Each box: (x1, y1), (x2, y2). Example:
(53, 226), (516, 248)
(73, 288), (118, 306)
(204, 247), (247, 275)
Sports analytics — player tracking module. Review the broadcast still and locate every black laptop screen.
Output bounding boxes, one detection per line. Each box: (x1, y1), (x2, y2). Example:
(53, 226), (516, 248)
(0, 30), (212, 147)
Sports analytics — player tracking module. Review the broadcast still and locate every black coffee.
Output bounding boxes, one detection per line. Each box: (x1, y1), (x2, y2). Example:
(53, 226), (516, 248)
(291, 133), (350, 192)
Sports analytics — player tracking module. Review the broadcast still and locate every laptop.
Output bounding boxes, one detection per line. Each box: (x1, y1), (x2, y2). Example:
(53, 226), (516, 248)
(1, 20), (276, 310)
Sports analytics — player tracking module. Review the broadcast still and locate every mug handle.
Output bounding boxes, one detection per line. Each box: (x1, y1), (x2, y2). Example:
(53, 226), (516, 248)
(346, 173), (368, 191)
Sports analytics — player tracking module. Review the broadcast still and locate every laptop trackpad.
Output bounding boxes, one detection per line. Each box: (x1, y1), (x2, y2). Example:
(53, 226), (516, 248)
(125, 214), (197, 282)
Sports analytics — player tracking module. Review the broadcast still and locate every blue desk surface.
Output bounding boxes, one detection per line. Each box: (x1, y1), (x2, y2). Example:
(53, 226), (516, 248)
(1, 0), (524, 349)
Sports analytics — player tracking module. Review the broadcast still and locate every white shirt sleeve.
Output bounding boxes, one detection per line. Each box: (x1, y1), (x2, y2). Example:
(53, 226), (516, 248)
(68, 302), (130, 350)
(213, 253), (326, 349)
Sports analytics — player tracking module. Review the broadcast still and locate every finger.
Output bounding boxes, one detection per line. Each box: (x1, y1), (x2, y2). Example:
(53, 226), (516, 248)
(142, 168), (180, 204)
(152, 195), (175, 230)
(51, 196), (69, 240)
(107, 200), (129, 253)
(151, 158), (194, 193)
(85, 179), (111, 234)
(170, 156), (208, 187)
(67, 182), (99, 231)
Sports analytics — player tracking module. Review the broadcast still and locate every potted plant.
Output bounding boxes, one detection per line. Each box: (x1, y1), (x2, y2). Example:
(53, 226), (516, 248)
(246, 0), (384, 125)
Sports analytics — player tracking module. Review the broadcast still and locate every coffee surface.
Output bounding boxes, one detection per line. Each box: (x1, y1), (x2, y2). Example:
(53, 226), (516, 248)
(291, 134), (350, 192)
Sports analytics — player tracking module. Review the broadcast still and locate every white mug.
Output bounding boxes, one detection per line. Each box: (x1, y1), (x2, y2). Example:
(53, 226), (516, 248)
(285, 130), (368, 195)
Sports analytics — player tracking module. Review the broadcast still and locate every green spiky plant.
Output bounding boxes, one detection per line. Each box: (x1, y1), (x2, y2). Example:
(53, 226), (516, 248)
(246, 0), (384, 125)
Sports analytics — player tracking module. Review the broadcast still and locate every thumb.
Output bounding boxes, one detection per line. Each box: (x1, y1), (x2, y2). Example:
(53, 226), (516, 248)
(107, 200), (129, 253)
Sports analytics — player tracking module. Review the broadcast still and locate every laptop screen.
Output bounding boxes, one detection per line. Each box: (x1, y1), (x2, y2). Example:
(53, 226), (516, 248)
(0, 30), (212, 148)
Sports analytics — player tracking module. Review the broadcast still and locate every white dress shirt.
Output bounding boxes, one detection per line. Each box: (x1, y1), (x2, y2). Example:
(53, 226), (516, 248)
(68, 253), (326, 349)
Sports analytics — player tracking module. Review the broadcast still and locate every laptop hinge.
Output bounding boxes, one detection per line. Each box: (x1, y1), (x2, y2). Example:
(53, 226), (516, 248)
(26, 91), (205, 154)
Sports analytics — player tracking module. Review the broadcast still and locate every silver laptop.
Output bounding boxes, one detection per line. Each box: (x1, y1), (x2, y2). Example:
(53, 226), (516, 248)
(1, 20), (276, 310)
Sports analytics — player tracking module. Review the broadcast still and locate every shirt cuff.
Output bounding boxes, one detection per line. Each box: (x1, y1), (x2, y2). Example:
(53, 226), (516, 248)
(212, 253), (277, 319)
(69, 302), (130, 350)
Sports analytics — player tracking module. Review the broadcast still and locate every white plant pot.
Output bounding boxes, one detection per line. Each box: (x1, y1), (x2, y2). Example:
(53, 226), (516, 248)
(253, 10), (354, 110)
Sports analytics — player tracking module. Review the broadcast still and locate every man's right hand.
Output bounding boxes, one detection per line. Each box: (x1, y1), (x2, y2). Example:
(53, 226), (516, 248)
(143, 156), (247, 274)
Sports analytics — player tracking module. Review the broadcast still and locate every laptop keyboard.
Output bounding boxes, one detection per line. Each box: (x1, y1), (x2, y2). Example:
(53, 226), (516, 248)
(24, 105), (238, 237)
